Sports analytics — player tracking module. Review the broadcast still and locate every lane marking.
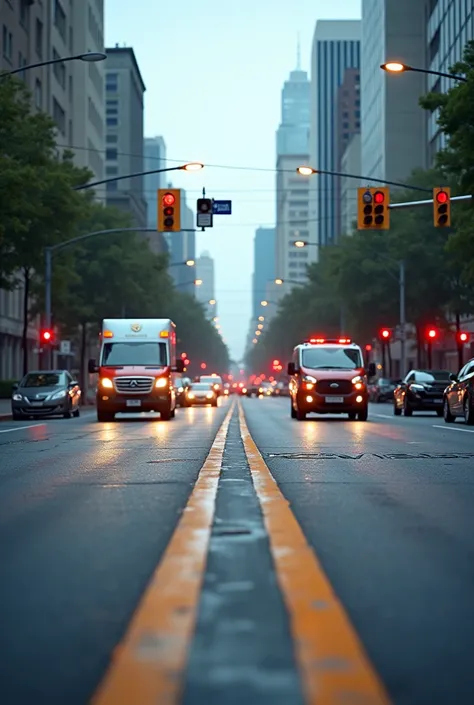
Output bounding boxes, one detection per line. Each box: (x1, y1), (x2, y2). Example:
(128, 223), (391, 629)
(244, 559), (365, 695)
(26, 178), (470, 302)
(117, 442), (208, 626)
(91, 401), (235, 705)
(432, 424), (474, 434)
(238, 401), (391, 705)
(0, 423), (46, 434)
(370, 413), (397, 419)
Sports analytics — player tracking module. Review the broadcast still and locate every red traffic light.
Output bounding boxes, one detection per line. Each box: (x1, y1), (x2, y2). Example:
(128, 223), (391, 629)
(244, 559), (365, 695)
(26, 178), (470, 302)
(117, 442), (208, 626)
(365, 344), (372, 351)
(272, 359), (280, 366)
(457, 331), (469, 343)
(41, 329), (53, 343)
(436, 191), (448, 204)
(427, 328), (438, 339)
(163, 192), (175, 206)
(374, 191), (385, 204)
(200, 362), (207, 370)
(380, 328), (391, 340)
(181, 352), (187, 358)
(184, 358), (190, 366)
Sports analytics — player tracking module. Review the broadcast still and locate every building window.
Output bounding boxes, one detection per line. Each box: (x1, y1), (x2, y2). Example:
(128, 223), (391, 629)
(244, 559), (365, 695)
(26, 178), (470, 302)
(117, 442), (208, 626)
(106, 73), (118, 92)
(106, 148), (117, 160)
(106, 166), (118, 175)
(106, 107), (118, 116)
(106, 99), (118, 107)
(35, 19), (43, 58)
(107, 181), (118, 191)
(20, 0), (30, 28)
(53, 48), (66, 88)
(54, 0), (67, 40)
(18, 52), (26, 79)
(52, 97), (66, 135)
(106, 134), (118, 143)
(106, 116), (118, 126)
(34, 79), (42, 108)
(2, 25), (13, 62)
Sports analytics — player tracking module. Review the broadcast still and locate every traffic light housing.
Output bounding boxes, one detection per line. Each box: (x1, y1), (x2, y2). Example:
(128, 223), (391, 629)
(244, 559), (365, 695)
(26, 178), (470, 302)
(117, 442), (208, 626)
(157, 189), (181, 232)
(433, 187), (451, 227)
(357, 187), (390, 230)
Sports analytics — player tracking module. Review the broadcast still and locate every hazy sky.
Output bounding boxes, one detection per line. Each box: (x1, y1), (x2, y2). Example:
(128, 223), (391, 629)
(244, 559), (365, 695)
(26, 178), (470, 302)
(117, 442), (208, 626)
(105, 0), (361, 361)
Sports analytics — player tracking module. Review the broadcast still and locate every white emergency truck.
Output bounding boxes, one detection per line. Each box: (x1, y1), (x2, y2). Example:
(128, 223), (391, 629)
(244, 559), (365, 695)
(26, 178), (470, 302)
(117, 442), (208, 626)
(88, 319), (184, 422)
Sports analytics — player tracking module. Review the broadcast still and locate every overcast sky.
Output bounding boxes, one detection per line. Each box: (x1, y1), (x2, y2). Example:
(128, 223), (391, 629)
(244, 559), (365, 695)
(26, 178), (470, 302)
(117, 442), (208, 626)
(105, 0), (361, 361)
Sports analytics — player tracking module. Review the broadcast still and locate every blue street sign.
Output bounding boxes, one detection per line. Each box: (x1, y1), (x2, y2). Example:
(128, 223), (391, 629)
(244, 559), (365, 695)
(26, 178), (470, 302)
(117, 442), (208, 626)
(213, 199), (232, 215)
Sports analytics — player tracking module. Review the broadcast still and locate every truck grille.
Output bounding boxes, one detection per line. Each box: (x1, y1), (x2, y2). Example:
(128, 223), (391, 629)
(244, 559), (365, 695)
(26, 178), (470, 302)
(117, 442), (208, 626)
(114, 376), (154, 394)
(316, 379), (352, 395)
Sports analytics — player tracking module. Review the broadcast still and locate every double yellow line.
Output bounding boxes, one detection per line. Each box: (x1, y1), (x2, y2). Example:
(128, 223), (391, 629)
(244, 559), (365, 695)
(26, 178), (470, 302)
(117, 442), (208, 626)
(91, 399), (391, 705)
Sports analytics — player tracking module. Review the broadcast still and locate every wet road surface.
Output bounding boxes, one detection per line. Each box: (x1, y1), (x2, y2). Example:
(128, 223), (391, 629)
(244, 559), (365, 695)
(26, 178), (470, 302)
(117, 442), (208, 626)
(1, 397), (473, 704)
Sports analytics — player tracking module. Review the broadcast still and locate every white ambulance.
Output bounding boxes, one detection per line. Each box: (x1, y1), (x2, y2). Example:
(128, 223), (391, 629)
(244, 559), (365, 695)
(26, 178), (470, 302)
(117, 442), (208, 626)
(88, 319), (184, 422)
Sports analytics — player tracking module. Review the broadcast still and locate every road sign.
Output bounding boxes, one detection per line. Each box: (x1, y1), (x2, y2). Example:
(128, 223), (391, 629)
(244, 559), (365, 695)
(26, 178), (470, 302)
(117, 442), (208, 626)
(60, 340), (71, 355)
(213, 200), (232, 215)
(197, 212), (213, 228)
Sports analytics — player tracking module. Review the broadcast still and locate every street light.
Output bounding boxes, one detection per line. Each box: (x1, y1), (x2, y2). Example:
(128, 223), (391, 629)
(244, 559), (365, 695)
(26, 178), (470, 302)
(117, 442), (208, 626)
(293, 240), (317, 248)
(209, 299), (216, 305)
(275, 278), (284, 285)
(296, 165), (430, 193)
(74, 162), (204, 191)
(0, 51), (107, 78)
(169, 259), (195, 268)
(381, 61), (467, 83)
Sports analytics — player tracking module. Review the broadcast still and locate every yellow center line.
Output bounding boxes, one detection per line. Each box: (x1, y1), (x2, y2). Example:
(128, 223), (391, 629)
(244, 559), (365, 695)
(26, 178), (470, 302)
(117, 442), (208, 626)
(238, 401), (392, 705)
(91, 401), (235, 705)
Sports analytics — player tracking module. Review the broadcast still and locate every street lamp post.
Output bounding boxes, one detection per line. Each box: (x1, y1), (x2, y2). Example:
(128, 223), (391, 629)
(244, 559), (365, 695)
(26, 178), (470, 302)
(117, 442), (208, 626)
(73, 162), (203, 191)
(380, 61), (467, 83)
(0, 52), (107, 78)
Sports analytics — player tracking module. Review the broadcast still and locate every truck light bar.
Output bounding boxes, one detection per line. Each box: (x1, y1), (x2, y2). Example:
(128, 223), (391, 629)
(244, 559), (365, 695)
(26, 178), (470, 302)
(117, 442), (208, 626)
(306, 337), (352, 344)
(103, 330), (113, 338)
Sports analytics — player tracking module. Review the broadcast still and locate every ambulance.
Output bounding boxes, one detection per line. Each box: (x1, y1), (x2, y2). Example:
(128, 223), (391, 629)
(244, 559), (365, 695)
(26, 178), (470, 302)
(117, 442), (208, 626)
(88, 319), (184, 422)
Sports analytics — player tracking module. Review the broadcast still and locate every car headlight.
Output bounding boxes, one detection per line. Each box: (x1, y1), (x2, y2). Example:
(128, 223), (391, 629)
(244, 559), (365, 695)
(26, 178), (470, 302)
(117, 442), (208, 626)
(351, 375), (363, 384)
(303, 375), (317, 383)
(12, 393), (22, 401)
(100, 378), (114, 389)
(50, 389), (67, 400)
(187, 392), (195, 399)
(155, 377), (168, 389)
(177, 386), (184, 393)
(206, 392), (214, 399)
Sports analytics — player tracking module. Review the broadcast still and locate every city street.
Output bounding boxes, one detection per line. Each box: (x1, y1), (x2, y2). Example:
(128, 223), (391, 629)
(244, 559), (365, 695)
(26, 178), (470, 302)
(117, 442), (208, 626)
(1, 397), (474, 705)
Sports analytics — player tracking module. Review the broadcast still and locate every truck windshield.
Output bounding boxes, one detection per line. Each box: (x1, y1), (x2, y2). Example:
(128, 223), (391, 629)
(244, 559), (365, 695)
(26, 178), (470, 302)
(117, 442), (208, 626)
(301, 347), (362, 370)
(101, 342), (168, 366)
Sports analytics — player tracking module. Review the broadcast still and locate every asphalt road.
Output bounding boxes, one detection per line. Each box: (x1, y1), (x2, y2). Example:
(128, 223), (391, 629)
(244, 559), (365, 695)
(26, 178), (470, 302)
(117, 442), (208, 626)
(1, 397), (474, 704)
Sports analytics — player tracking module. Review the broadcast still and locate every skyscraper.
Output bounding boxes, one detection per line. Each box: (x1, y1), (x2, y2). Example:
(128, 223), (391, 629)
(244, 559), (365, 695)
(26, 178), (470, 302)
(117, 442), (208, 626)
(105, 46), (147, 228)
(252, 228), (275, 320)
(275, 45), (312, 290)
(335, 68), (361, 237)
(196, 252), (215, 318)
(166, 186), (196, 296)
(144, 137), (168, 254)
(360, 1), (425, 184)
(309, 20), (360, 250)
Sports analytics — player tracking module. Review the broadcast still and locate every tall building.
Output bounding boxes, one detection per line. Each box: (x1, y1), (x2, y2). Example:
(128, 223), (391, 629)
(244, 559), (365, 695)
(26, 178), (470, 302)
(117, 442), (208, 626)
(425, 1), (474, 165)
(275, 51), (311, 288)
(195, 252), (215, 318)
(144, 136), (168, 254)
(309, 20), (360, 251)
(360, 1), (425, 185)
(166, 186), (196, 296)
(0, 0), (105, 379)
(105, 46), (147, 228)
(335, 68), (361, 238)
(340, 134), (361, 235)
(252, 228), (275, 320)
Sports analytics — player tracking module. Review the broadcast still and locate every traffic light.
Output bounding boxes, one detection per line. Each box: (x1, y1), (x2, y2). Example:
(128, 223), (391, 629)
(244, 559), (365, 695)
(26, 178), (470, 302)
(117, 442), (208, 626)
(379, 328), (391, 341)
(40, 329), (54, 345)
(433, 187), (451, 227)
(426, 327), (438, 341)
(357, 187), (390, 230)
(157, 189), (181, 232)
(196, 198), (213, 228)
(456, 331), (469, 344)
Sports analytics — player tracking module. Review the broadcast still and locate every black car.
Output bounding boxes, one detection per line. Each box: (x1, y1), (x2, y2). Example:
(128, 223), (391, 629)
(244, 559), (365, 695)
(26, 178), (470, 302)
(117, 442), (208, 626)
(173, 376), (191, 407)
(11, 370), (81, 419)
(393, 369), (451, 416)
(370, 377), (399, 402)
(443, 357), (474, 424)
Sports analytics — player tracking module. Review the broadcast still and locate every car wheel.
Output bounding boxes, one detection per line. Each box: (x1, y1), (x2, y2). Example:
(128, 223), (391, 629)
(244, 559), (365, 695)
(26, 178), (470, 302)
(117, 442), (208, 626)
(290, 401), (296, 419)
(348, 411), (357, 420)
(12, 412), (22, 421)
(443, 398), (455, 423)
(170, 407), (176, 418)
(436, 409), (443, 417)
(463, 395), (474, 425)
(393, 402), (402, 416)
(296, 407), (306, 421)
(63, 409), (72, 419)
(358, 406), (368, 421)
(73, 408), (80, 418)
(403, 398), (413, 416)
(97, 411), (115, 422)
(161, 407), (172, 421)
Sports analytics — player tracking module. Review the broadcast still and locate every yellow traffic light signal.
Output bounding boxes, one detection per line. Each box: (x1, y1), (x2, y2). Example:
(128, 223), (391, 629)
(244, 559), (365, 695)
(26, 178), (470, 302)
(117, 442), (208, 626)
(357, 187), (390, 230)
(433, 187), (451, 227)
(157, 188), (181, 232)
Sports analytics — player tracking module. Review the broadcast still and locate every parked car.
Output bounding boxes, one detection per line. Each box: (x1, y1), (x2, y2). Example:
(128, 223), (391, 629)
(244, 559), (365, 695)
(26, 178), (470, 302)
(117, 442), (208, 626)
(443, 357), (474, 424)
(393, 369), (451, 416)
(11, 370), (81, 420)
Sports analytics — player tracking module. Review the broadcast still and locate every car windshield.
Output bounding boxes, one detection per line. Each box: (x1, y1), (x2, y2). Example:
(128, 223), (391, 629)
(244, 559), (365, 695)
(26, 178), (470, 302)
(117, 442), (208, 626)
(101, 342), (167, 366)
(22, 373), (64, 388)
(301, 347), (363, 370)
(192, 383), (212, 391)
(414, 370), (451, 382)
(201, 377), (221, 384)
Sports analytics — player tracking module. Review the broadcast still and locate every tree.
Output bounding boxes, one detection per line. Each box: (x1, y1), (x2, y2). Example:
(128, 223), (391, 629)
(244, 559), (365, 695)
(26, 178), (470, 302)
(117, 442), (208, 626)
(0, 77), (92, 373)
(419, 40), (474, 288)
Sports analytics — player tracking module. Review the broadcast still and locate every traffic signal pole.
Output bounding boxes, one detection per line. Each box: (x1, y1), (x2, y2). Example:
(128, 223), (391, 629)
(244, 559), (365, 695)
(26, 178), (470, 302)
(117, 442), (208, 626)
(399, 261), (406, 378)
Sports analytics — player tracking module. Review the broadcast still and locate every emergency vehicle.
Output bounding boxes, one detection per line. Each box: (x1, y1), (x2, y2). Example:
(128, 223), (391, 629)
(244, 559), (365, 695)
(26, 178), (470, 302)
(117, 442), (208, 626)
(287, 337), (376, 421)
(88, 319), (184, 422)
